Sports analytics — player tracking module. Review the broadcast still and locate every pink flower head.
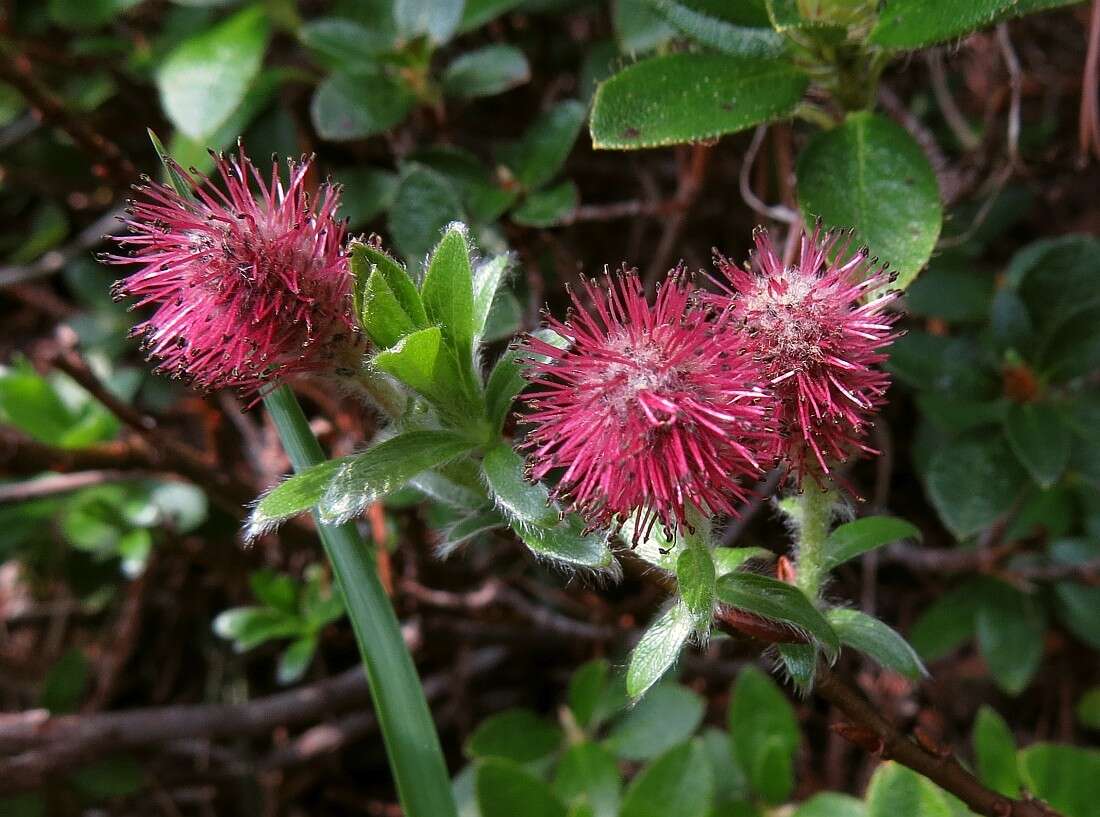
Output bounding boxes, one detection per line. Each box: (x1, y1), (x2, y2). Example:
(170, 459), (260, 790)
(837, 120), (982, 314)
(105, 146), (357, 394)
(711, 223), (899, 480)
(519, 270), (774, 541)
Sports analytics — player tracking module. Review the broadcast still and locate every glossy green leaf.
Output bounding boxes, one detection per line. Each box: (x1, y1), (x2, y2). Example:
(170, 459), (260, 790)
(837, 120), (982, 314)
(395, 0), (463, 44)
(608, 683), (705, 760)
(642, 0), (787, 57)
(512, 181), (579, 227)
(311, 69), (415, 142)
(870, 0), (1015, 49)
(1010, 235), (1100, 330)
(1039, 305), (1100, 382)
(1019, 744), (1100, 817)
(389, 165), (466, 263)
(318, 430), (476, 524)
(908, 582), (982, 661)
(472, 255), (512, 339)
(444, 45), (530, 98)
(975, 580), (1045, 695)
(477, 758), (568, 817)
(827, 608), (927, 680)
(824, 516), (922, 570)
(157, 6), (271, 140)
(925, 436), (1027, 538)
(1004, 402), (1072, 488)
(973, 706), (1021, 797)
(614, 0), (676, 54)
(728, 666), (798, 804)
(1054, 582), (1100, 650)
(865, 763), (954, 817)
(677, 543), (716, 626)
(484, 330), (568, 432)
(568, 658), (614, 729)
(619, 741), (713, 817)
(793, 793), (867, 817)
(467, 709), (563, 763)
(716, 572), (839, 659)
(299, 17), (394, 71)
(797, 112), (942, 289)
(510, 516), (616, 569)
(501, 100), (586, 189)
(482, 444), (559, 527)
(555, 742), (621, 817)
(626, 601), (695, 700)
(591, 53), (808, 149)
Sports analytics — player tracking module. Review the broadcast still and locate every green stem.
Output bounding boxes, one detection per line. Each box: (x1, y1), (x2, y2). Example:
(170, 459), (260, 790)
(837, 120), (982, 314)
(781, 483), (838, 602)
(263, 385), (457, 817)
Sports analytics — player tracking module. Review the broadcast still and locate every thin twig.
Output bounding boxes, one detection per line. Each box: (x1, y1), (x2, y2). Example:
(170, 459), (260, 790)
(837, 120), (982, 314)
(1079, 0), (1100, 163)
(925, 50), (981, 152)
(644, 144), (711, 288)
(0, 469), (149, 504)
(0, 205), (127, 287)
(739, 127), (799, 225)
(996, 23), (1023, 167)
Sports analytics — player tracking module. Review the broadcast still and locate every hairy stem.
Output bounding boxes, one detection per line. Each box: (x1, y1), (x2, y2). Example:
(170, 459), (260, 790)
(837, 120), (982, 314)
(781, 484), (838, 601)
(263, 385), (457, 817)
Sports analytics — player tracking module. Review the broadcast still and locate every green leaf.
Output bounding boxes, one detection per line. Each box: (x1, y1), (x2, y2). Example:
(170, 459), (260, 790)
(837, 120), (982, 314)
(713, 546), (773, 576)
(317, 430), (477, 524)
(277, 635), (317, 684)
(484, 329), (568, 432)
(865, 763), (954, 817)
(443, 45), (530, 98)
(359, 268), (419, 348)
(438, 510), (506, 556)
(1019, 744), (1100, 817)
(349, 240), (428, 327)
(925, 436), (1027, 539)
(614, 0), (676, 54)
(40, 648), (89, 713)
(677, 543), (716, 627)
(333, 167), (398, 229)
(372, 326), (470, 412)
(212, 607), (303, 651)
(472, 255), (512, 339)
(779, 642), (819, 692)
(568, 658), (614, 729)
(973, 706), (1021, 797)
(555, 742), (622, 817)
(422, 225), (476, 359)
(394, 0), (463, 44)
(244, 458), (346, 539)
(512, 181), (579, 227)
(827, 608), (927, 680)
(249, 569), (297, 614)
(908, 582), (982, 661)
(299, 17), (394, 71)
(310, 69), (415, 142)
(409, 466), (489, 511)
(607, 683), (705, 761)
(975, 580), (1045, 695)
(467, 709), (563, 763)
(477, 758), (568, 817)
(156, 6), (271, 140)
(461, 0), (526, 31)
(388, 164), (466, 262)
(482, 444), (560, 527)
(501, 100), (586, 189)
(1077, 687), (1100, 729)
(591, 53), (808, 150)
(716, 572), (839, 659)
(1039, 305), (1100, 382)
(728, 666), (798, 804)
(49, 0), (139, 30)
(626, 601), (695, 700)
(642, 0), (787, 57)
(797, 112), (942, 289)
(793, 793), (867, 817)
(619, 741), (714, 817)
(1054, 582), (1100, 650)
(1010, 235), (1100, 331)
(509, 516), (616, 569)
(824, 516), (921, 570)
(767, 0), (864, 29)
(870, 0), (1017, 49)
(1004, 402), (1071, 488)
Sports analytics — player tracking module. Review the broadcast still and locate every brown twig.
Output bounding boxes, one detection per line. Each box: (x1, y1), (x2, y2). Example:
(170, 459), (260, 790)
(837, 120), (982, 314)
(1079, 0), (1100, 163)
(0, 47), (135, 186)
(0, 469), (148, 503)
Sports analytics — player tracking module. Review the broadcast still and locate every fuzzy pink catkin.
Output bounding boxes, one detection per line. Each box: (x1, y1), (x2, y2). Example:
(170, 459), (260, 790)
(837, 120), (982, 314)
(519, 270), (774, 540)
(105, 147), (357, 394)
(711, 223), (899, 480)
